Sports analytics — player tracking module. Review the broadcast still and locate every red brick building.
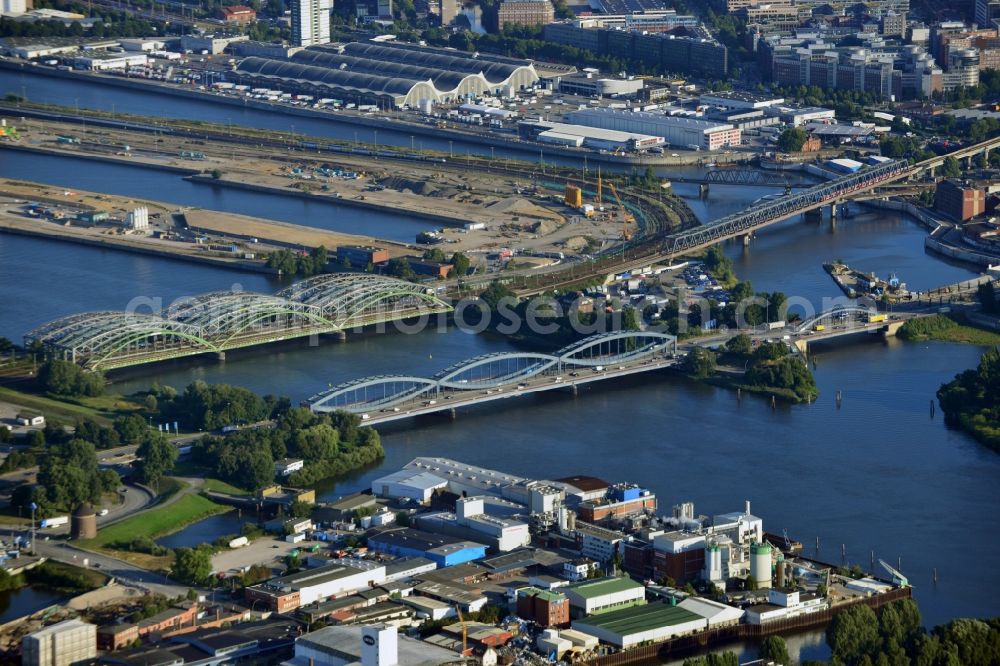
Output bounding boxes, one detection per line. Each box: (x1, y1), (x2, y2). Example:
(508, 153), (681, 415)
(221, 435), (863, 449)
(97, 623), (138, 651)
(936, 179), (985, 221)
(221, 4), (256, 22)
(515, 587), (570, 628)
(136, 603), (198, 638)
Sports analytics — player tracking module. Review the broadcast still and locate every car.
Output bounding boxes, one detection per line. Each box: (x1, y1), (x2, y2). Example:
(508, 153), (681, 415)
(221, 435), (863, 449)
(99, 509), (109, 516)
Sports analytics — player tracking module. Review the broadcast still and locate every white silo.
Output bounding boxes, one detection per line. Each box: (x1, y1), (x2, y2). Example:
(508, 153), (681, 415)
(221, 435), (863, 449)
(750, 542), (773, 589)
(703, 542), (723, 583)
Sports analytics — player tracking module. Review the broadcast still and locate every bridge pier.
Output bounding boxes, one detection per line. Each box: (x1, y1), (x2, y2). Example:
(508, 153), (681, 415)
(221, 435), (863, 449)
(334, 331), (347, 342)
(804, 208), (823, 224)
(215, 352), (226, 362)
(449, 408), (456, 420)
(742, 233), (753, 246)
(699, 183), (710, 198)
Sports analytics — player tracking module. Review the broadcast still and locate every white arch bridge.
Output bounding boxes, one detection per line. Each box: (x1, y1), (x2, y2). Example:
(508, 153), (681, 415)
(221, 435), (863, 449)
(24, 274), (452, 371)
(306, 331), (678, 424)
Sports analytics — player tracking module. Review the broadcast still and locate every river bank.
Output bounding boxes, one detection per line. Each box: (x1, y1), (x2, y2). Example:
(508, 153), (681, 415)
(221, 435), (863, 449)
(0, 58), (745, 168)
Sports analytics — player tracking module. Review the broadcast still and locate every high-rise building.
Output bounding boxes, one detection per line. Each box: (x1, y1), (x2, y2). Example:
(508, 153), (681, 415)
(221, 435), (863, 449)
(22, 619), (96, 666)
(291, 0), (332, 47)
(976, 0), (1000, 29)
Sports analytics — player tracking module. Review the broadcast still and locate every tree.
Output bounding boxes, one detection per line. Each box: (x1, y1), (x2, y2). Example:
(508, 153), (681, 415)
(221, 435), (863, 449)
(450, 252), (471, 276)
(171, 546), (213, 585)
(725, 333), (753, 357)
(210, 168), (223, 179)
(941, 156), (962, 178)
(36, 438), (118, 513)
(385, 257), (415, 280)
(36, 360), (104, 397)
(622, 306), (641, 331)
(684, 348), (717, 378)
(423, 248), (446, 262)
(828, 604), (881, 664)
(115, 414), (149, 445)
(135, 432), (178, 487)
(759, 635), (790, 664)
(777, 127), (808, 152)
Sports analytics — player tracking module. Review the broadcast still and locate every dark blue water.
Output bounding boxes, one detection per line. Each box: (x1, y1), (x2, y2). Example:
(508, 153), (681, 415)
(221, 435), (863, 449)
(0, 585), (64, 624)
(156, 511), (248, 550)
(0, 151), (429, 243)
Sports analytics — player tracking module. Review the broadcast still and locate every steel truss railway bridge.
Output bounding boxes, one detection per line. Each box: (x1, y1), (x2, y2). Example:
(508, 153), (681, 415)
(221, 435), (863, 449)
(305, 331), (677, 424)
(25, 275), (453, 371)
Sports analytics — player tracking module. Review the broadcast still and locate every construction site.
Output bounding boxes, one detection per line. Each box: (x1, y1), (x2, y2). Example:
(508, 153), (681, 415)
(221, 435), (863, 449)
(0, 110), (697, 273)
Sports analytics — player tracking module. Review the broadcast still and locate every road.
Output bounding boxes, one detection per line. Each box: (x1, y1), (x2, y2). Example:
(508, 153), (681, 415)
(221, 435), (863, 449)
(30, 539), (187, 597)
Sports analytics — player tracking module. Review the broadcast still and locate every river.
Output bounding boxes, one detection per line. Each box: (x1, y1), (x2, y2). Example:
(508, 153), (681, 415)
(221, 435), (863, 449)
(2, 72), (999, 663)
(0, 151), (431, 244)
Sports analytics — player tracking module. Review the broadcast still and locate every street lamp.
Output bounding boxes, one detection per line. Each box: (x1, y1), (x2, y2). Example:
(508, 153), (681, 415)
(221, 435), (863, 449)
(30, 501), (36, 555)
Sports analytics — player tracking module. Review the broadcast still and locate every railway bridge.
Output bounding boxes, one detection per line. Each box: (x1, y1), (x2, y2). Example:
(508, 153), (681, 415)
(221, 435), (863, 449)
(25, 274), (452, 371)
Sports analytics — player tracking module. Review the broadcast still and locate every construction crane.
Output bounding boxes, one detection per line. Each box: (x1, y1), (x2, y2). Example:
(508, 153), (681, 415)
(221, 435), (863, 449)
(879, 558), (909, 587)
(455, 606), (468, 656)
(607, 182), (635, 241)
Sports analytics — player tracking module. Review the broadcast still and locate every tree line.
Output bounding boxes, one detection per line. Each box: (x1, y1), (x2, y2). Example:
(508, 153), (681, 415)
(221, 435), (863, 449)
(937, 346), (1000, 452)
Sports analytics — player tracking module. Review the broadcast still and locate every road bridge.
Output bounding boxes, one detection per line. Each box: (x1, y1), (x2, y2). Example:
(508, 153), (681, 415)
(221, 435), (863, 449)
(25, 274), (452, 371)
(305, 331), (678, 424)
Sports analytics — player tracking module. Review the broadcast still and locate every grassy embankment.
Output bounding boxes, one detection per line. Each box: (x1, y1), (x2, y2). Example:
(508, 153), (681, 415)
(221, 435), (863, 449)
(898, 314), (1000, 345)
(78, 491), (229, 569)
(0, 386), (143, 426)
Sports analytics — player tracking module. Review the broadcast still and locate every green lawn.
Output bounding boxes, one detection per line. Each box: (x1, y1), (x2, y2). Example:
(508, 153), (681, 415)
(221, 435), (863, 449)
(81, 493), (228, 549)
(201, 478), (250, 497)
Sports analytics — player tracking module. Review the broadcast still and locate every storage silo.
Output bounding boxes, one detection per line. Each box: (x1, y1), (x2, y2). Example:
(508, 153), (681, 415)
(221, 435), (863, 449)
(703, 542), (723, 583)
(775, 553), (786, 587)
(750, 542), (772, 589)
(71, 503), (97, 540)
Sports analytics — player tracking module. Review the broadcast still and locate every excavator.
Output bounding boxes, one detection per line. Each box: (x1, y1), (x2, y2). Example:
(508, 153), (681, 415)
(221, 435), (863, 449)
(607, 182), (635, 241)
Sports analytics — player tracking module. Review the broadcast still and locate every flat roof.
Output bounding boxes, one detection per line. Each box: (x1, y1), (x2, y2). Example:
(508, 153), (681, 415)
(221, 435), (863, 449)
(553, 475), (610, 493)
(253, 560), (381, 592)
(574, 601), (702, 635)
(373, 469), (448, 491)
(384, 556), (436, 576)
(294, 625), (460, 666)
(565, 576), (644, 600)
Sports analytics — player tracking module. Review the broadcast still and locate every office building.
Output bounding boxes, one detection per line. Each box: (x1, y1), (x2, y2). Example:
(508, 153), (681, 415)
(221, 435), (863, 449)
(497, 0), (554, 28)
(517, 587), (571, 627)
(291, 0), (333, 47)
(22, 619), (96, 666)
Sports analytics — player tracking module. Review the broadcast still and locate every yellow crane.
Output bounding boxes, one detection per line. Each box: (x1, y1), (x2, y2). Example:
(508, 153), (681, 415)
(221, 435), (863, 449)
(607, 182), (635, 241)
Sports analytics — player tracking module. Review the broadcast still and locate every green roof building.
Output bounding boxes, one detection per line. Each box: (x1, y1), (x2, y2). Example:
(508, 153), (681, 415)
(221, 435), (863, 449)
(563, 577), (646, 617)
(571, 601), (707, 648)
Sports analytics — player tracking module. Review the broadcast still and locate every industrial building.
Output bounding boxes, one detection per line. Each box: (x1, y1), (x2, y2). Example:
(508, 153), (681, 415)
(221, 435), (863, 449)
(367, 527), (488, 566)
(22, 619), (96, 666)
(571, 601), (706, 648)
(518, 119), (665, 152)
(235, 41), (539, 108)
(563, 577), (646, 617)
(556, 70), (645, 97)
(565, 108), (740, 150)
(244, 559), (387, 612)
(288, 624), (462, 666)
(71, 52), (148, 71)
(577, 483), (656, 523)
(416, 496), (531, 552)
(699, 90), (785, 110)
(371, 468), (449, 503)
(936, 178), (986, 221)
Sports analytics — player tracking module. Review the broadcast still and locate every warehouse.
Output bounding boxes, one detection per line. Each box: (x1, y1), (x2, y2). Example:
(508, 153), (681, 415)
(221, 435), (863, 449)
(234, 57), (442, 108)
(571, 601), (707, 648)
(244, 560), (386, 612)
(367, 527), (488, 567)
(72, 52), (148, 71)
(371, 469), (448, 503)
(519, 119), (664, 152)
(565, 108), (740, 151)
(563, 577), (647, 617)
(340, 41), (539, 92)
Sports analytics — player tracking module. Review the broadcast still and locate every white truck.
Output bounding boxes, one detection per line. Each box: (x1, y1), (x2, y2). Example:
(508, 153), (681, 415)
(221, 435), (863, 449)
(40, 516), (69, 529)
